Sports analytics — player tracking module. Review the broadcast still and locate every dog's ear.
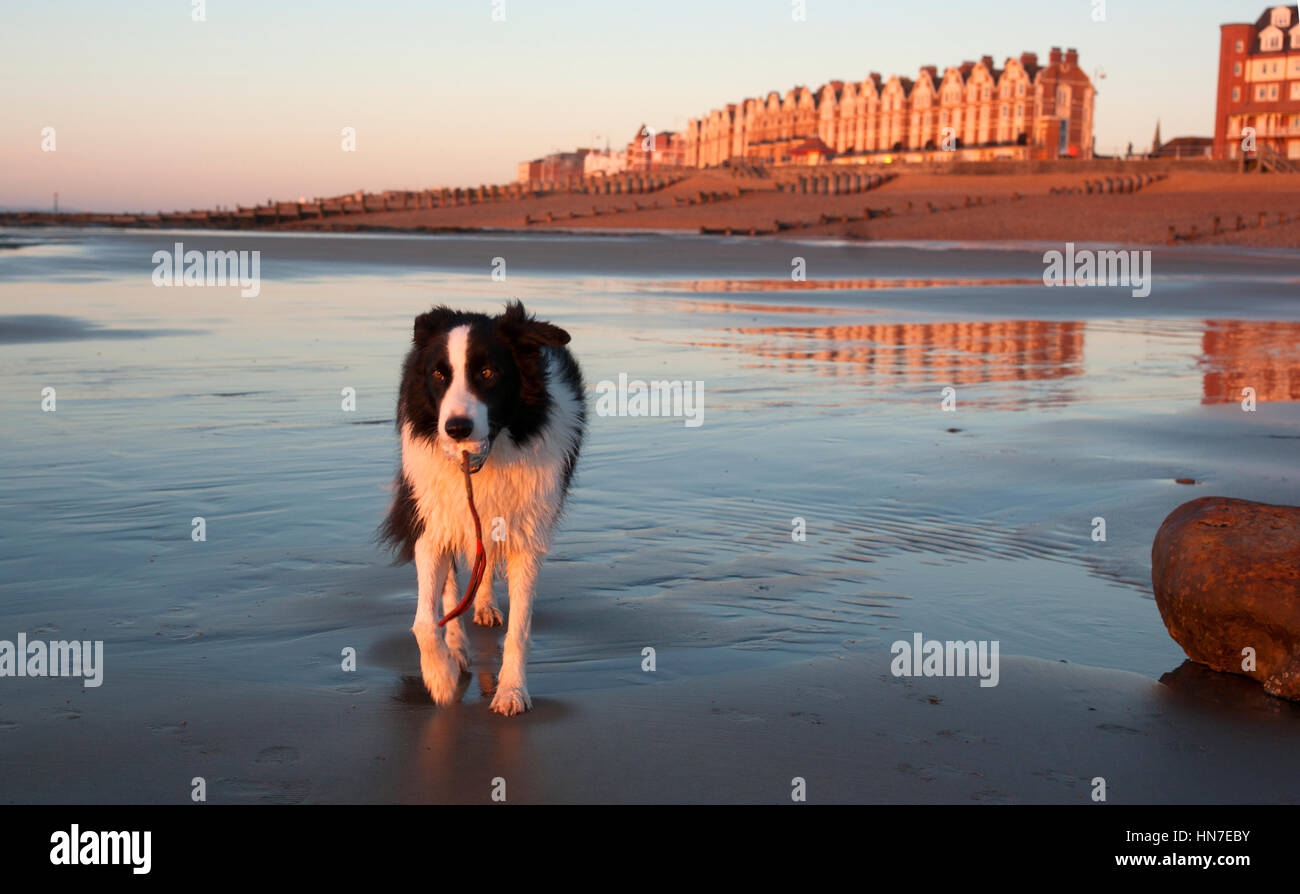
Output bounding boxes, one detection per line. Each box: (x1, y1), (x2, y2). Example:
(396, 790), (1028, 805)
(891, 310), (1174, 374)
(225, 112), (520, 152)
(495, 300), (570, 349)
(413, 305), (456, 345)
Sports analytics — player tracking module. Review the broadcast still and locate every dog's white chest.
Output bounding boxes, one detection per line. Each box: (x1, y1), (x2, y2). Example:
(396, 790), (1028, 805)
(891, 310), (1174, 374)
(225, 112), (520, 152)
(401, 424), (564, 560)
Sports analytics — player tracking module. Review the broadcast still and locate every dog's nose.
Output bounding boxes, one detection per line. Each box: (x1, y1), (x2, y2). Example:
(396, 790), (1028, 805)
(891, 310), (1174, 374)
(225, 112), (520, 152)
(444, 417), (474, 441)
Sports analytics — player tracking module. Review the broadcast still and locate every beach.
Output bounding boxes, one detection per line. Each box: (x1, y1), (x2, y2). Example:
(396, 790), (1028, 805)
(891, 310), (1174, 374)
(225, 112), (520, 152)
(10, 169), (1300, 250)
(1, 228), (1299, 803)
(266, 169), (1300, 248)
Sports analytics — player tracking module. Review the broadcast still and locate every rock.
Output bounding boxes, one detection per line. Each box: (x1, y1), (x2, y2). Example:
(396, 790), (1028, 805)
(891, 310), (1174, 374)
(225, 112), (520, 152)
(1152, 497), (1300, 700)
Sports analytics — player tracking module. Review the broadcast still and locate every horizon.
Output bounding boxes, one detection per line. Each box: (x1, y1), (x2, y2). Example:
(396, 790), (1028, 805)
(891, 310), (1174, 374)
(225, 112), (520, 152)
(1, 0), (1273, 212)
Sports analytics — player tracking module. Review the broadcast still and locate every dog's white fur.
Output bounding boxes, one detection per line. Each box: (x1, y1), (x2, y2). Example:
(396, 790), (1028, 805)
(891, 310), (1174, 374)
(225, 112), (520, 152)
(437, 326), (491, 447)
(403, 330), (583, 715)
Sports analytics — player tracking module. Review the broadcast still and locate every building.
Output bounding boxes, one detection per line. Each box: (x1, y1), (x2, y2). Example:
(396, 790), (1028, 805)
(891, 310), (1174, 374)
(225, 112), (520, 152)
(516, 159), (543, 183)
(516, 126), (684, 186)
(516, 150), (593, 185)
(625, 125), (686, 171)
(1213, 5), (1300, 160)
(684, 48), (1095, 167)
(541, 149), (592, 183)
(1153, 136), (1214, 159)
(583, 148), (627, 178)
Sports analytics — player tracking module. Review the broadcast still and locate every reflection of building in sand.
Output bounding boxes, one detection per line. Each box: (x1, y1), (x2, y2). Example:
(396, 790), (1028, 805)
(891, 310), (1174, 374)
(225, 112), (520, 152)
(712, 319), (1085, 408)
(1200, 320), (1300, 403)
(662, 277), (1041, 293)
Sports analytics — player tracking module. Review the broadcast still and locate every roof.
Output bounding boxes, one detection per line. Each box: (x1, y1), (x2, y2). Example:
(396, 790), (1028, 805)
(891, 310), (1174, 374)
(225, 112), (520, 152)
(1253, 5), (1299, 29)
(789, 137), (835, 155)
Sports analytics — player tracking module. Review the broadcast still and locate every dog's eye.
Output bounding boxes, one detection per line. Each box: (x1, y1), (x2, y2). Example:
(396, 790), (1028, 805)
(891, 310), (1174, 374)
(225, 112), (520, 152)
(431, 369), (446, 382)
(480, 367), (495, 382)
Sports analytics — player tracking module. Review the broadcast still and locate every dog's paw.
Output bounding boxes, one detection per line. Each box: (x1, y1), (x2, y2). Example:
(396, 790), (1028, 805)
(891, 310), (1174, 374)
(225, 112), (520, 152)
(473, 602), (504, 627)
(418, 650), (461, 706)
(489, 684), (532, 716)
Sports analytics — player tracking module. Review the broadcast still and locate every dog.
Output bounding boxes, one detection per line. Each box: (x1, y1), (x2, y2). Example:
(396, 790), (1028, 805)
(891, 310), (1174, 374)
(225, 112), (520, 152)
(380, 301), (585, 715)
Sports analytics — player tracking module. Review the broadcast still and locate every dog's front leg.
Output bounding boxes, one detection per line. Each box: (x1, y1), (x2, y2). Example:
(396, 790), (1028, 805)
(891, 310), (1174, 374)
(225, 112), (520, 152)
(489, 552), (538, 716)
(472, 542), (504, 627)
(412, 538), (460, 705)
(441, 560), (471, 672)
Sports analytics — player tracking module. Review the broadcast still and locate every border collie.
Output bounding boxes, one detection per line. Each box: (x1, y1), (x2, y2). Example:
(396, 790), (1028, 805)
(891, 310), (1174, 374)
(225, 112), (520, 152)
(381, 301), (584, 715)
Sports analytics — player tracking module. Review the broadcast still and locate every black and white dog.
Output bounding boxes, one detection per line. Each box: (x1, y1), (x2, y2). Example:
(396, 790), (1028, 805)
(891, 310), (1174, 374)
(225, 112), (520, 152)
(381, 301), (584, 715)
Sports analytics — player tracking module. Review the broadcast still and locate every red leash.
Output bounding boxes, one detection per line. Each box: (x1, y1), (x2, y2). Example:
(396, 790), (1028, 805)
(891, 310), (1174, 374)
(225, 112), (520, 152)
(438, 451), (487, 627)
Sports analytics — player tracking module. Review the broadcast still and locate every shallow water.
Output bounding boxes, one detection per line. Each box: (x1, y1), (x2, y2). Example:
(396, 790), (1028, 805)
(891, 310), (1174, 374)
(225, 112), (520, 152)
(1, 228), (1298, 792)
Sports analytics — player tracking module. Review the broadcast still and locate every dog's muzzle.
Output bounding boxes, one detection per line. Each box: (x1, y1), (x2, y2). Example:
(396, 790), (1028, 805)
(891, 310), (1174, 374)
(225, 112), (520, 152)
(444, 437), (492, 473)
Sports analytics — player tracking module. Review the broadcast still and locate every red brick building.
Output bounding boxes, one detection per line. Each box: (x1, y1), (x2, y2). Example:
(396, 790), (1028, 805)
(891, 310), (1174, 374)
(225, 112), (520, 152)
(1214, 5), (1300, 160)
(624, 125), (686, 171)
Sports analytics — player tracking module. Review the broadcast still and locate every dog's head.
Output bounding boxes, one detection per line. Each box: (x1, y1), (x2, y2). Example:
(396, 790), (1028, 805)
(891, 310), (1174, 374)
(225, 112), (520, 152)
(399, 300), (570, 472)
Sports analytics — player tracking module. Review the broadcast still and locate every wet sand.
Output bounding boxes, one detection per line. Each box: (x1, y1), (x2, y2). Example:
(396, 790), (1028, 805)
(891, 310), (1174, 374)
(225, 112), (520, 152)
(6, 647), (1300, 804)
(1, 229), (1298, 803)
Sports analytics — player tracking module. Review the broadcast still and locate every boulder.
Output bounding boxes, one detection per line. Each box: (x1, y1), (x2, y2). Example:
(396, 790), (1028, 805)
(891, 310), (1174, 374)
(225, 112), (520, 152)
(1152, 497), (1300, 699)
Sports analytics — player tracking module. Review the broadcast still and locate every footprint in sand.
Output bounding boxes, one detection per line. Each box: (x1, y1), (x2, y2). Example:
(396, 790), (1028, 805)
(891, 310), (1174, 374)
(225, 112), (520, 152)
(1096, 723), (1142, 735)
(148, 722), (187, 735)
(219, 778), (311, 804)
(255, 745), (300, 765)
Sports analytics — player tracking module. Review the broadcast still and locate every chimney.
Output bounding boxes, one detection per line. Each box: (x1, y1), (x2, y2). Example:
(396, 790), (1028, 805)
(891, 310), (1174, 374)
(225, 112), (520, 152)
(921, 65), (938, 80)
(1020, 51), (1038, 68)
(1049, 47), (1063, 65)
(980, 55), (994, 69)
(1065, 47), (1079, 67)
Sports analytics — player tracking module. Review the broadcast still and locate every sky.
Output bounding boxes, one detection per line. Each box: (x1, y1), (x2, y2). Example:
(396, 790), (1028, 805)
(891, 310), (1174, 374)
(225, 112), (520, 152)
(0, 0), (1274, 211)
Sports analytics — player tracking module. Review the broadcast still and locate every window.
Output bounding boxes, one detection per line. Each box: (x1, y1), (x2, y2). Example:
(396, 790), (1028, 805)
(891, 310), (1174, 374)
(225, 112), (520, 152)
(1017, 83), (1025, 96)
(1293, 83), (1300, 100)
(1272, 7), (1291, 27)
(1294, 31), (1300, 49)
(1235, 62), (1242, 75)
(1001, 105), (1008, 118)
(1235, 39), (1244, 52)
(1016, 103), (1024, 118)
(1263, 33), (1282, 51)
(1233, 86), (1241, 101)
(1257, 84), (1268, 100)
(982, 86), (990, 100)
